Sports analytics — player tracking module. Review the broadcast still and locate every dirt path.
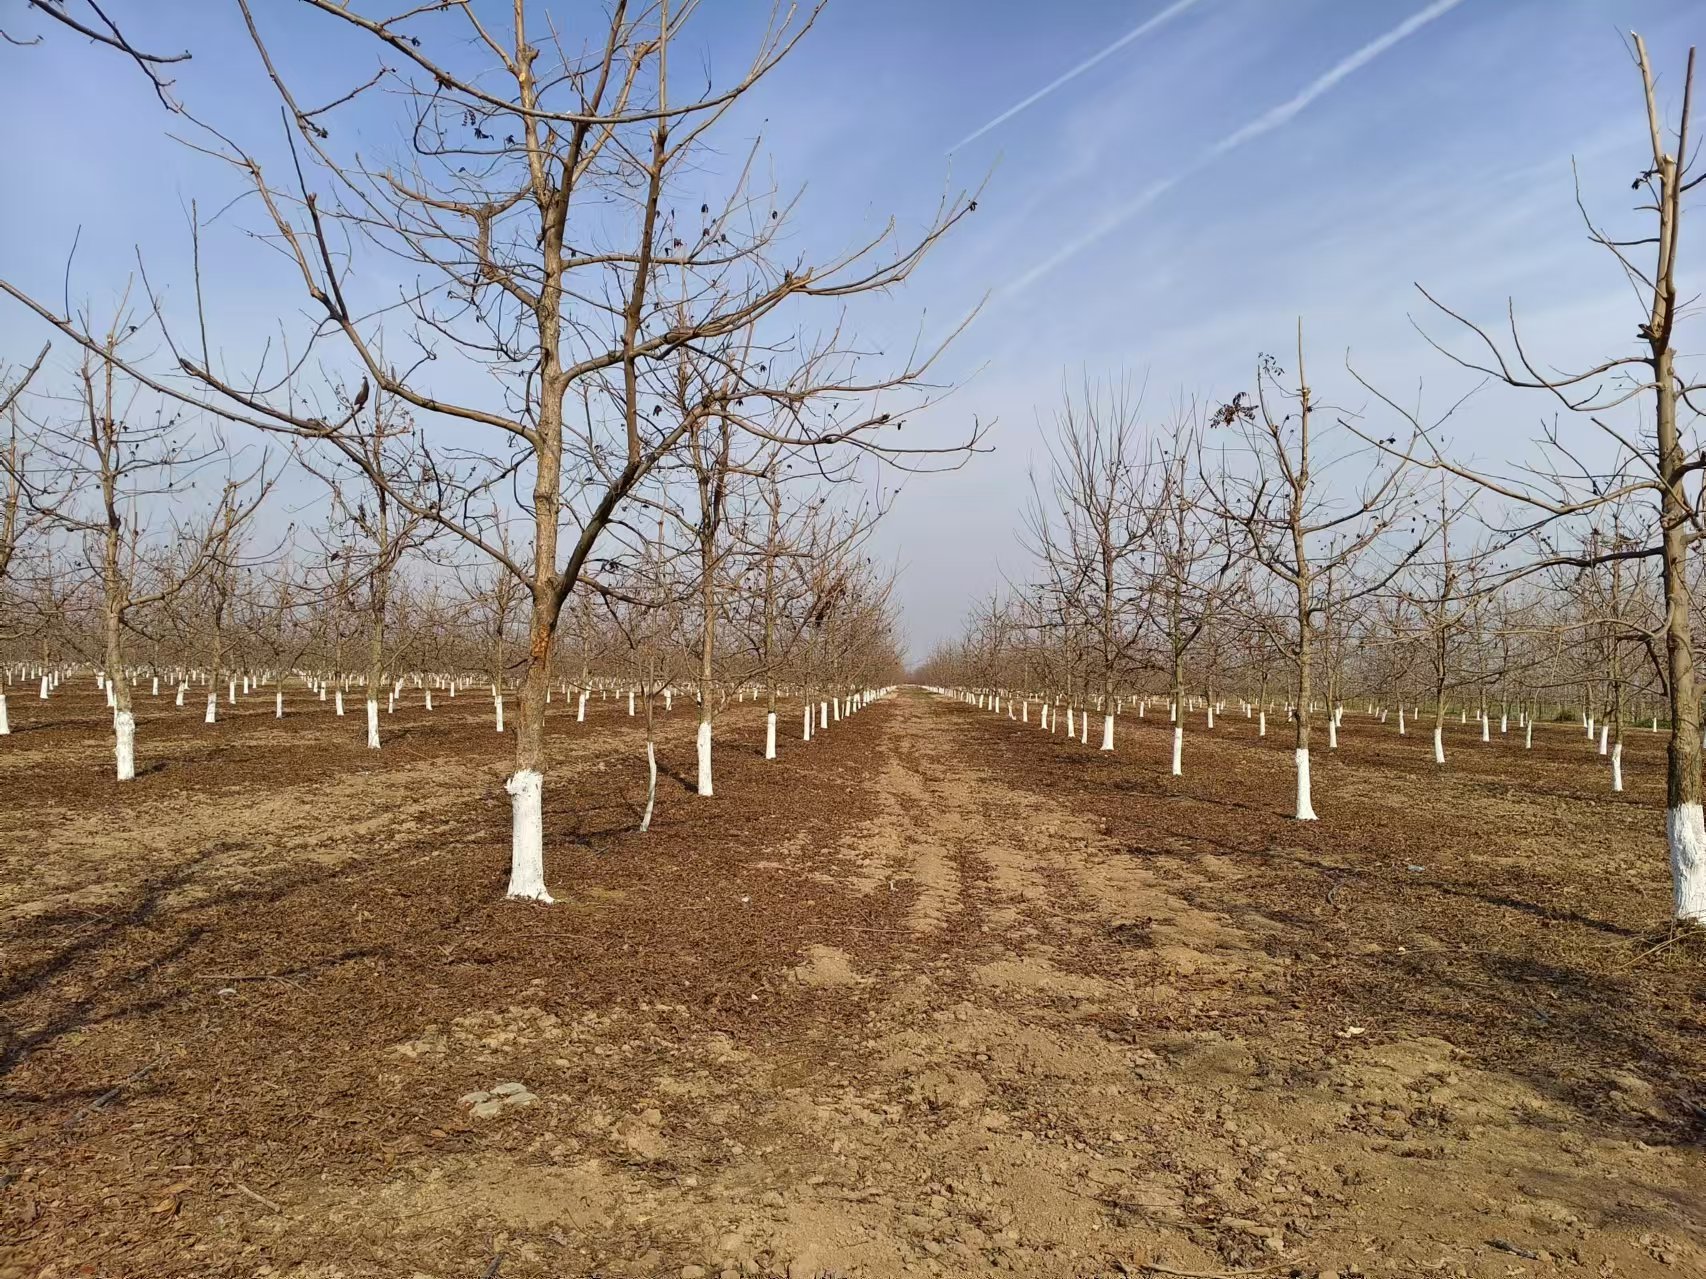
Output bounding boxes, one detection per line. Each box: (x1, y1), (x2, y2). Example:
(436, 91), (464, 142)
(1, 689), (1700, 1278)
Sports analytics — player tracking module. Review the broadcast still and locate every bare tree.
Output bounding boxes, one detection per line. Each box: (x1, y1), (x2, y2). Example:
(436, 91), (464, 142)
(1215, 326), (1419, 820)
(1354, 39), (1704, 922)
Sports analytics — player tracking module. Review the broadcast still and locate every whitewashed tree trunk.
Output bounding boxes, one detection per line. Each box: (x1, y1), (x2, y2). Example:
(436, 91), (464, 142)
(803, 703), (812, 740)
(0, 692), (8, 735)
(1258, 709), (1267, 737)
(1612, 742), (1624, 792)
(495, 696), (505, 733)
(1598, 724), (1609, 755)
(1525, 719), (1534, 749)
(366, 699), (381, 749)
(1100, 713), (1114, 751)
(115, 709), (136, 781)
(1666, 804), (1706, 923)
(1327, 718), (1338, 750)
(176, 683), (186, 707)
(697, 720), (713, 796)
(1295, 748), (1317, 820)
(39, 675), (48, 699)
(628, 689), (636, 716)
(1397, 706), (1406, 735)
(1021, 700), (1029, 723)
(425, 689), (433, 711)
(1079, 712), (1088, 744)
(205, 692), (217, 725)
(765, 711), (777, 760)
(504, 770), (551, 902)
(1433, 725), (1445, 764)
(819, 701), (829, 729)
(640, 742), (658, 832)
(1481, 715), (1491, 744)
(577, 690), (587, 722)
(335, 690), (345, 716)
(275, 690), (284, 718)
(151, 676), (159, 696)
(1065, 706), (1075, 737)
(1171, 725), (1183, 776)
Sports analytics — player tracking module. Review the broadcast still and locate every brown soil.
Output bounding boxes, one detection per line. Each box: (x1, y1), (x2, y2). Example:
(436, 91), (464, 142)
(0, 685), (1700, 1279)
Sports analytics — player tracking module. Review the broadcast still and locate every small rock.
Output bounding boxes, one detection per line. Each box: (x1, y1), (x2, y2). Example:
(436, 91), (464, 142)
(504, 1090), (538, 1108)
(681, 1267), (707, 1279)
(980, 1110), (1009, 1131)
(641, 1107), (664, 1125)
(459, 1091), (492, 1106)
(759, 1189), (786, 1208)
(491, 1081), (528, 1097)
(470, 1099), (505, 1119)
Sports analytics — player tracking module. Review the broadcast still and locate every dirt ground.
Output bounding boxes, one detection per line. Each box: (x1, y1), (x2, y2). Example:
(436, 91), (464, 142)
(0, 683), (1701, 1279)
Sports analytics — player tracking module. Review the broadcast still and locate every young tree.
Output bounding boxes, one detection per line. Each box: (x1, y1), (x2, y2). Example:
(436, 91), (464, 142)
(1216, 327), (1419, 820)
(1, 2), (979, 902)
(1356, 39), (1704, 922)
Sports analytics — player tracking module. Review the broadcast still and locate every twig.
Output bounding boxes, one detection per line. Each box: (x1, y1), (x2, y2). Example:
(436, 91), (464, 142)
(235, 1182), (283, 1214)
(1489, 1238), (1541, 1261)
(200, 971), (304, 988)
(1120, 1262), (1294, 1279)
(481, 1257), (503, 1279)
(63, 1053), (166, 1130)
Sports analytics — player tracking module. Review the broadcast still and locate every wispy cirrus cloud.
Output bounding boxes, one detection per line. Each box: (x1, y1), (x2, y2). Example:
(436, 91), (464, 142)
(1006, 0), (1471, 295)
(949, 0), (1207, 153)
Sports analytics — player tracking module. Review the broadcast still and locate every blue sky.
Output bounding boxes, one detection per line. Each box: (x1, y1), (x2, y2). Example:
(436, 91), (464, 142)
(1, 1), (1699, 658)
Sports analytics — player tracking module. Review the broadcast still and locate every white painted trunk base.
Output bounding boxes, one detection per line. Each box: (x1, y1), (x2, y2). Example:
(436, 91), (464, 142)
(504, 770), (552, 902)
(176, 684), (186, 706)
(640, 743), (658, 832)
(697, 720), (713, 797)
(1171, 726), (1183, 777)
(0, 693), (8, 736)
(1598, 725), (1609, 755)
(495, 697), (505, 733)
(1258, 710), (1267, 738)
(335, 691), (345, 716)
(1666, 803), (1706, 924)
(1295, 748), (1317, 820)
(1101, 713), (1114, 751)
(115, 710), (136, 781)
(1611, 742), (1623, 792)
(276, 690), (284, 718)
(1433, 725), (1445, 764)
(366, 700), (381, 749)
(765, 712), (777, 760)
(205, 694), (217, 725)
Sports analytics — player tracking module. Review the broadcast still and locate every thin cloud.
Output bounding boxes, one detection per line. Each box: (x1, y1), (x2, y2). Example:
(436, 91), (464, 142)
(1007, 0), (1471, 295)
(950, 0), (1206, 153)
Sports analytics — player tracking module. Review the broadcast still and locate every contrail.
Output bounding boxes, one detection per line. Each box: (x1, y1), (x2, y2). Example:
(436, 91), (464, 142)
(950, 0), (1206, 153)
(1007, 0), (1469, 294)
